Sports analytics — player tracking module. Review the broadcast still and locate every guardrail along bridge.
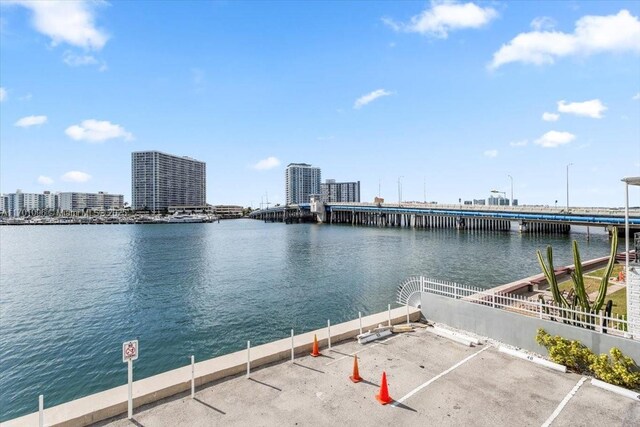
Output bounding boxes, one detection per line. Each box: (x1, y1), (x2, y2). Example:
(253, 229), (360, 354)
(249, 202), (640, 234)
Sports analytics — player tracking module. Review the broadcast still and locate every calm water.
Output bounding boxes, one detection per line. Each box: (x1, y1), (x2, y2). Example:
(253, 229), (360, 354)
(0, 220), (615, 420)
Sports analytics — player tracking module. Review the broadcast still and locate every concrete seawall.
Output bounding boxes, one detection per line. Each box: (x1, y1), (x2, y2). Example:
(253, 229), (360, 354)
(489, 254), (612, 295)
(3, 307), (421, 427)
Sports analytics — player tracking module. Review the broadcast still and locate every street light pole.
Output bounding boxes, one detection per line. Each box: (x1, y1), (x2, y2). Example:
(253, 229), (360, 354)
(508, 175), (513, 206)
(566, 163), (573, 212)
(397, 176), (403, 207)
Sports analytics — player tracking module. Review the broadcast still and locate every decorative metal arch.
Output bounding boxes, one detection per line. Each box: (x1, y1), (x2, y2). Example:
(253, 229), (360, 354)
(396, 276), (423, 307)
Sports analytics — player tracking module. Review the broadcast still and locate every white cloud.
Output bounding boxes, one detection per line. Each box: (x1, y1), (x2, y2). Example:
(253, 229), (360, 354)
(489, 10), (640, 69)
(62, 52), (107, 70)
(11, 0), (108, 50)
(0, 87), (6, 102)
(65, 119), (133, 143)
(37, 175), (54, 185)
(15, 115), (47, 127)
(534, 130), (576, 148)
(354, 89), (393, 109)
(542, 112), (559, 122)
(483, 149), (498, 158)
(383, 1), (498, 38)
(557, 99), (606, 118)
(253, 156), (281, 170)
(530, 16), (556, 31)
(61, 171), (91, 183)
(509, 139), (528, 147)
(63, 51), (98, 66)
(633, 92), (640, 100)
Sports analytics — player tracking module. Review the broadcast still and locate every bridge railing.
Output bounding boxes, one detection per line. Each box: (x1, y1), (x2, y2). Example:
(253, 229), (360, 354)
(397, 276), (633, 339)
(328, 202), (639, 217)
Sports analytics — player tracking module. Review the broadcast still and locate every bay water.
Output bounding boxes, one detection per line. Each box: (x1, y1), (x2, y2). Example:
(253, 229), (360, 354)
(0, 220), (614, 420)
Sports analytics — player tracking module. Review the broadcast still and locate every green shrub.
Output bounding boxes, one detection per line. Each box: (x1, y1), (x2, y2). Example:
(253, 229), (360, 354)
(535, 329), (640, 390)
(535, 329), (593, 371)
(590, 348), (640, 389)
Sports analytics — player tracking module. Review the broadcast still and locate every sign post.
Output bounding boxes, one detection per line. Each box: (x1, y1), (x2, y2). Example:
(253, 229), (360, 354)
(38, 394), (43, 427)
(122, 340), (139, 419)
(191, 355), (195, 399)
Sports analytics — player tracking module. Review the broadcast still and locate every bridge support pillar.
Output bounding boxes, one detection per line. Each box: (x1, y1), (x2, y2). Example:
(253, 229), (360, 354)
(519, 221), (528, 233)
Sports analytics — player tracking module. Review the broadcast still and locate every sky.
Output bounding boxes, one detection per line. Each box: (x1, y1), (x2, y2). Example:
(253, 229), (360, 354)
(0, 0), (639, 208)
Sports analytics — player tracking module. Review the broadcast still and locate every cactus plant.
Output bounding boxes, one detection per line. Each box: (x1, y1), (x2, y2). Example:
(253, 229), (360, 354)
(592, 228), (618, 313)
(537, 246), (569, 307)
(570, 240), (590, 312)
(538, 227), (619, 318)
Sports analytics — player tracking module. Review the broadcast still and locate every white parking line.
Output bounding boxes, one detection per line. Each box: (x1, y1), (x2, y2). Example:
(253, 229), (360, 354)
(541, 377), (587, 427)
(391, 345), (490, 406)
(324, 334), (401, 366)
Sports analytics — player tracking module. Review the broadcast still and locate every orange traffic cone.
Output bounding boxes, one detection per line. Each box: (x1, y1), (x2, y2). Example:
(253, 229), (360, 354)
(349, 355), (362, 383)
(310, 334), (321, 357)
(375, 371), (392, 405)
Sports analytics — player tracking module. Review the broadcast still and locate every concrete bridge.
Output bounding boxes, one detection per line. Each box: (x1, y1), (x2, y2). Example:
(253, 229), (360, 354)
(248, 202), (640, 234)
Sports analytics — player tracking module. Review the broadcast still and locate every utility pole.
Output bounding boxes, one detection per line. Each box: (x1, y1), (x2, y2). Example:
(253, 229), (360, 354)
(566, 163), (573, 212)
(423, 177), (426, 203)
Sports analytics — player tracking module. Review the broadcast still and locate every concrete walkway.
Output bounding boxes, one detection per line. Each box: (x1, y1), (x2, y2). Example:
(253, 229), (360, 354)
(99, 327), (639, 427)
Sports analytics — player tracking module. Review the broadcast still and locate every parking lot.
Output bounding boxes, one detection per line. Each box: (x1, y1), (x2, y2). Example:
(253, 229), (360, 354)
(101, 326), (639, 426)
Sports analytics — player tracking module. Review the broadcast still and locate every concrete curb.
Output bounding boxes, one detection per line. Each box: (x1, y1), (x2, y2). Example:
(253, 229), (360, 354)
(590, 378), (640, 401)
(498, 346), (567, 373)
(2, 307), (422, 427)
(426, 327), (473, 347)
(433, 326), (481, 345)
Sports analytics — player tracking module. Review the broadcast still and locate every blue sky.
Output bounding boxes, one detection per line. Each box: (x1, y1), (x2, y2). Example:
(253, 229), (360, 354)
(1, 1), (639, 208)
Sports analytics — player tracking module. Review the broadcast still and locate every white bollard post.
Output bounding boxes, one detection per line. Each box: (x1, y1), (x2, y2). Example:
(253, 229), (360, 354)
(127, 359), (133, 419)
(291, 329), (294, 362)
(327, 319), (331, 350)
(358, 311), (362, 335)
(191, 355), (195, 399)
(406, 303), (410, 325)
(388, 304), (391, 326)
(39, 394), (44, 427)
(246, 341), (251, 378)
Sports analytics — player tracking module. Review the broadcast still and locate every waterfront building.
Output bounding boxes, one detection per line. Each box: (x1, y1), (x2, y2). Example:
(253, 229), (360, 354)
(213, 205), (243, 219)
(131, 151), (206, 212)
(58, 191), (124, 212)
(0, 194), (6, 215)
(3, 190), (43, 216)
(320, 179), (360, 203)
(285, 163), (321, 205)
(42, 191), (57, 211)
(488, 195), (509, 206)
(473, 199), (486, 205)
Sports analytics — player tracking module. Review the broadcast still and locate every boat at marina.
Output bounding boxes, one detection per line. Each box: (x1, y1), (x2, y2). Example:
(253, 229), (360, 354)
(166, 213), (210, 223)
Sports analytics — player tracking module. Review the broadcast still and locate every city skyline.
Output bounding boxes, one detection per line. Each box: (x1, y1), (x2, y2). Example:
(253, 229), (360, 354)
(1, 1), (639, 207)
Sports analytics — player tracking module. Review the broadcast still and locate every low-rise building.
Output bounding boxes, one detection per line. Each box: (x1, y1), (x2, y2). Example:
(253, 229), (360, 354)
(58, 191), (124, 212)
(213, 205), (243, 219)
(321, 179), (360, 203)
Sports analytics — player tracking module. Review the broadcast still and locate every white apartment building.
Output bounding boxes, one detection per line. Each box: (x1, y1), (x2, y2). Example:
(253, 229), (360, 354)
(285, 163), (321, 205)
(132, 151), (206, 212)
(43, 191), (57, 211)
(58, 192), (124, 212)
(3, 190), (43, 216)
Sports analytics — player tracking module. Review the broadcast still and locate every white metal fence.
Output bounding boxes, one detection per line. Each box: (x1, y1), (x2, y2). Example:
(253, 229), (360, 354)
(397, 276), (633, 339)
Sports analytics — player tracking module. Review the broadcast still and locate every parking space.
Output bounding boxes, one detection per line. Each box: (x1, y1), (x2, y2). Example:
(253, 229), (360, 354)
(101, 327), (639, 427)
